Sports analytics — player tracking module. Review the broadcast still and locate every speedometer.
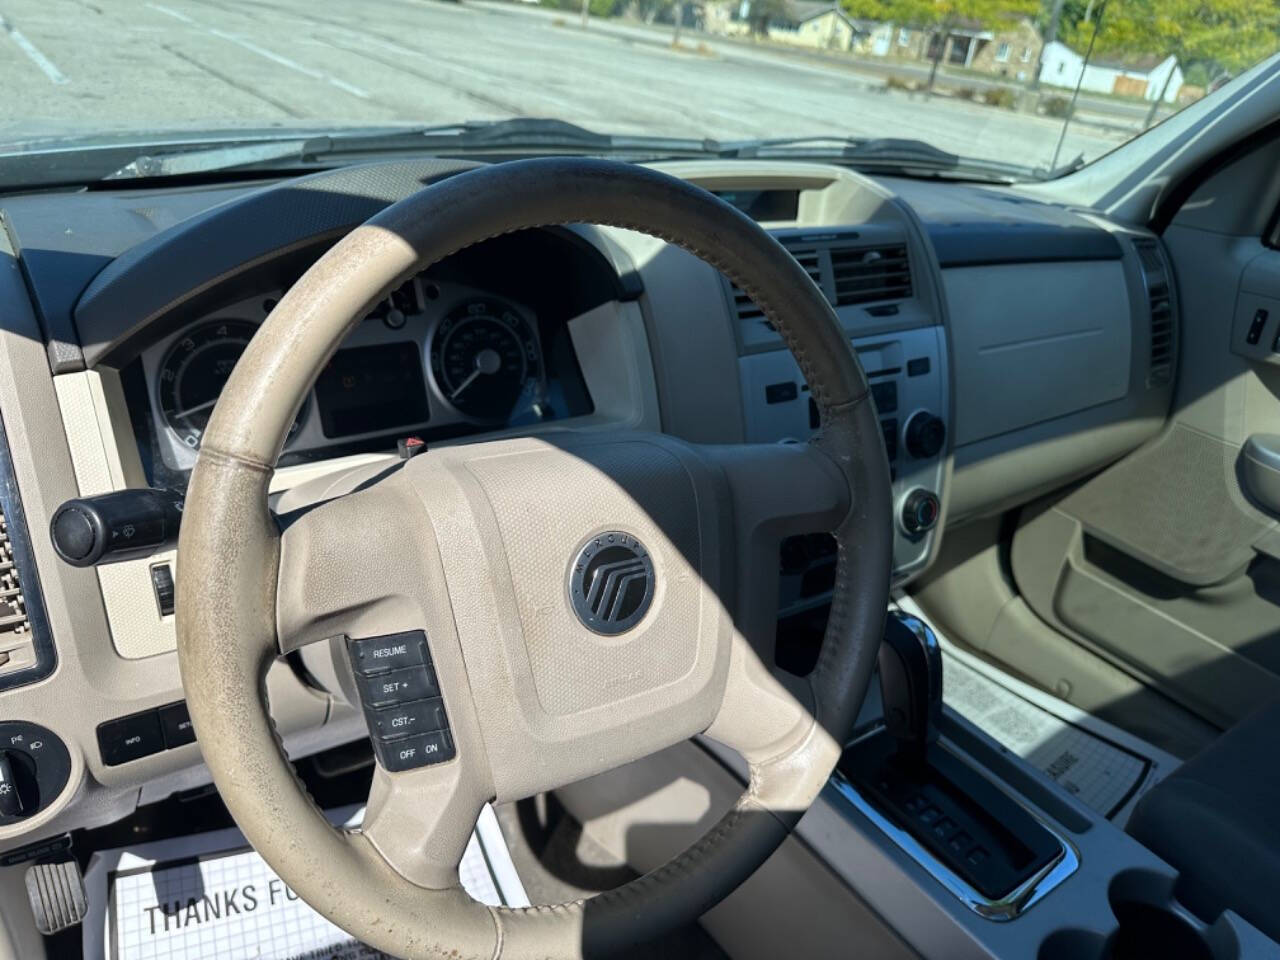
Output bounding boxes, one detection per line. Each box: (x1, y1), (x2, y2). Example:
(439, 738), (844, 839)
(157, 320), (305, 450)
(429, 298), (542, 423)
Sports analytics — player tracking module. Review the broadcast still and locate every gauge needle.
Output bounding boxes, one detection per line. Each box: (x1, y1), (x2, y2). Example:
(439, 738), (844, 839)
(171, 397), (219, 419)
(449, 348), (502, 400)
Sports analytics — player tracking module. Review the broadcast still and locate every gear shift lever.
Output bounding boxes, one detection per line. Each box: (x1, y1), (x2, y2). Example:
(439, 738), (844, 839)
(877, 611), (942, 761)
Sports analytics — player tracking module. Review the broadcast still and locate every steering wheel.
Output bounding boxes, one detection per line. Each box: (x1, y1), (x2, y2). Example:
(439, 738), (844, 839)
(175, 158), (892, 959)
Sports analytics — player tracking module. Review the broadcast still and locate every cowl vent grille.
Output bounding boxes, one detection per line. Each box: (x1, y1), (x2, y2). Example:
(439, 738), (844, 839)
(1134, 238), (1174, 387)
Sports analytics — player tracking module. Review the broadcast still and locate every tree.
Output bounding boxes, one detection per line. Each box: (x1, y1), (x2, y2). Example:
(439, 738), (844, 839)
(1060, 0), (1280, 123)
(843, 0), (1041, 89)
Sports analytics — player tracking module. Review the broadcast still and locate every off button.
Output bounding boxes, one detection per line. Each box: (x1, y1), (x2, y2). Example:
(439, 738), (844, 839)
(377, 730), (455, 772)
(348, 631), (428, 676)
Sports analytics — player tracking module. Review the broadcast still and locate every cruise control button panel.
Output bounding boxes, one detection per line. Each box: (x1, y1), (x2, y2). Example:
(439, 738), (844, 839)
(347, 631), (454, 772)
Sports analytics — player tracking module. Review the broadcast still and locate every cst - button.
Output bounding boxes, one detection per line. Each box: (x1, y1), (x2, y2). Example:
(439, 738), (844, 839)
(369, 698), (448, 741)
(348, 631), (428, 676)
(376, 729), (455, 772)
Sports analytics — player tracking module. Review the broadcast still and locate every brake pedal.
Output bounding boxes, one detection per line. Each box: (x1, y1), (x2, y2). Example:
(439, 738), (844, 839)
(25, 858), (87, 935)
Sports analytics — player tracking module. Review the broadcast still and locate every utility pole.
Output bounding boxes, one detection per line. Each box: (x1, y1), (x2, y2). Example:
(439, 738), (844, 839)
(673, 0), (685, 45)
(581, 0), (590, 28)
(1030, 0), (1066, 91)
(1143, 57), (1178, 129)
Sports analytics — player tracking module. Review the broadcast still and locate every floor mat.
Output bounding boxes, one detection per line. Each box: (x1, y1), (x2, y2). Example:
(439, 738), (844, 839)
(894, 596), (1179, 825)
(84, 804), (527, 960)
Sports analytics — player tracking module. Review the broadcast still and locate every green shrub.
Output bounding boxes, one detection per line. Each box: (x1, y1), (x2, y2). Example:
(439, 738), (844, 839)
(1042, 95), (1072, 118)
(952, 86), (977, 101)
(982, 87), (1016, 109)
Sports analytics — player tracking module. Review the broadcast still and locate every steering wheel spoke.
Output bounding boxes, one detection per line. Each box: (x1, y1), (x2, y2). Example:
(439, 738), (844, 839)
(359, 761), (488, 890)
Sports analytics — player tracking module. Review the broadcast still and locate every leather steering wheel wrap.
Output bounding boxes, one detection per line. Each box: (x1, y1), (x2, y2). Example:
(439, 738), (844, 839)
(175, 158), (893, 959)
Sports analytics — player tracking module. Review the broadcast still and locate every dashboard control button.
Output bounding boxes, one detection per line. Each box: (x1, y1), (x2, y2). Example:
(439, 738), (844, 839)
(348, 632), (429, 676)
(907, 357), (931, 377)
(375, 729), (455, 772)
(1247, 308), (1268, 345)
(97, 712), (165, 766)
(158, 701), (196, 748)
(765, 381), (798, 404)
(369, 698), (448, 741)
(356, 666), (440, 707)
(150, 563), (175, 616)
(904, 412), (946, 460)
(870, 381), (898, 415)
(901, 489), (941, 536)
(880, 419), (899, 461)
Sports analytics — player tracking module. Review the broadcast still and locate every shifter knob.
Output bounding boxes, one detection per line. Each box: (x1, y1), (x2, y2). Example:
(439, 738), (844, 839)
(877, 611), (942, 759)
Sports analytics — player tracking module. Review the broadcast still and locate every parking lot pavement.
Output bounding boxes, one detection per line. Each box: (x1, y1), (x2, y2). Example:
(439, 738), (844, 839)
(0, 0), (1126, 172)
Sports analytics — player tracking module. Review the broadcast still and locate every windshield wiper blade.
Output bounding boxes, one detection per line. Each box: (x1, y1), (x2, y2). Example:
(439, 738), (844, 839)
(720, 135), (1030, 182)
(103, 118), (720, 180)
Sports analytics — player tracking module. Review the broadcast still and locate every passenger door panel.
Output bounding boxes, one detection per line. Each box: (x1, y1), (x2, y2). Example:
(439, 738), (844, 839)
(1012, 219), (1280, 729)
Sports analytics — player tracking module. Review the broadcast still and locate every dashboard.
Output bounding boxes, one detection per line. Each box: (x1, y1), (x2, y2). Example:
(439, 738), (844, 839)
(0, 155), (1175, 860)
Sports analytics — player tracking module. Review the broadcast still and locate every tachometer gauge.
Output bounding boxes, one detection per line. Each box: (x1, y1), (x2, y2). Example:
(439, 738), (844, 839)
(157, 320), (305, 450)
(430, 298), (542, 423)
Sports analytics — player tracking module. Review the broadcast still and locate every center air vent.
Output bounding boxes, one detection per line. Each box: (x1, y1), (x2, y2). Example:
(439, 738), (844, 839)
(831, 244), (912, 306)
(731, 240), (823, 322)
(727, 235), (913, 334)
(1133, 238), (1174, 387)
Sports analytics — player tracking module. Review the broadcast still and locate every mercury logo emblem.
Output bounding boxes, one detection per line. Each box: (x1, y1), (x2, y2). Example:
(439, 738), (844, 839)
(568, 531), (655, 635)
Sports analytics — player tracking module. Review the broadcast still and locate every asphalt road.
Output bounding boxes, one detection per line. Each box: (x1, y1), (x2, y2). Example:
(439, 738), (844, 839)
(0, 0), (1127, 172)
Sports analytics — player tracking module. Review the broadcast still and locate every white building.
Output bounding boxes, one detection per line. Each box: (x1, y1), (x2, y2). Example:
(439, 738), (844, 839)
(1039, 41), (1183, 102)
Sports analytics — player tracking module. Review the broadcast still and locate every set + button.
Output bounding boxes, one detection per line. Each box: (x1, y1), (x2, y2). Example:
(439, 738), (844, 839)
(348, 631), (455, 772)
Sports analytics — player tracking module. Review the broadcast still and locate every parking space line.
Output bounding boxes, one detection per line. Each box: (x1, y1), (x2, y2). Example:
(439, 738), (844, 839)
(146, 2), (370, 100)
(0, 14), (68, 85)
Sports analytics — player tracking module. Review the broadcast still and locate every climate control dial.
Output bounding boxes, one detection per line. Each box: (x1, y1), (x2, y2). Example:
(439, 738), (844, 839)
(900, 489), (941, 537)
(904, 411), (946, 460)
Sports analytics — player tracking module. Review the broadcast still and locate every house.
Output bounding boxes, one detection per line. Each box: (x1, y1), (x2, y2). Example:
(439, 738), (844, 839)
(885, 18), (1042, 82)
(1039, 41), (1183, 102)
(758, 1), (871, 51)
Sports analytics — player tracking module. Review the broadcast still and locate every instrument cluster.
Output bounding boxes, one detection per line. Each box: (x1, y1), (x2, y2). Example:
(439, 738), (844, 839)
(136, 273), (594, 477)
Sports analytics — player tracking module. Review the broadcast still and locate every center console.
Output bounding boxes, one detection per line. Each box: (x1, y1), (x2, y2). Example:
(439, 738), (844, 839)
(788, 609), (1278, 959)
(738, 322), (948, 583)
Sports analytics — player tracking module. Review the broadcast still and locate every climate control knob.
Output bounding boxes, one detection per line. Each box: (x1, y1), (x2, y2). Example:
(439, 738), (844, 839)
(904, 411), (946, 460)
(900, 489), (940, 536)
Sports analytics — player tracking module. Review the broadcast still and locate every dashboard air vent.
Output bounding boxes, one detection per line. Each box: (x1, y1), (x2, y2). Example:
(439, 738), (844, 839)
(731, 240), (823, 323)
(729, 236), (913, 330)
(831, 244), (912, 306)
(1133, 238), (1174, 386)
(0, 415), (54, 692)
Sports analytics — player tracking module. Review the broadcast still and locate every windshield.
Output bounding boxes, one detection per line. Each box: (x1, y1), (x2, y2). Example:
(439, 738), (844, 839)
(2, 0), (1278, 183)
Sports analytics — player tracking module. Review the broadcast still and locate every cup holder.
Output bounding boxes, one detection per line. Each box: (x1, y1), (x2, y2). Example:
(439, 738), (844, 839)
(1038, 869), (1239, 960)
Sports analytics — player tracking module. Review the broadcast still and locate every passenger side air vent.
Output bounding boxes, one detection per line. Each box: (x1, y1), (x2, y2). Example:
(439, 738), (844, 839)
(831, 244), (912, 306)
(728, 233), (913, 338)
(1133, 238), (1174, 387)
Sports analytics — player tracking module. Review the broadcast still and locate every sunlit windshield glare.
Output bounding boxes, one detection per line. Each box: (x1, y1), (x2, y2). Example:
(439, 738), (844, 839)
(2, 0), (1278, 180)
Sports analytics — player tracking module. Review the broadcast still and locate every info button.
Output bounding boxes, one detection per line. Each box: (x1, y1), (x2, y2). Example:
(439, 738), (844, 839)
(348, 631), (428, 676)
